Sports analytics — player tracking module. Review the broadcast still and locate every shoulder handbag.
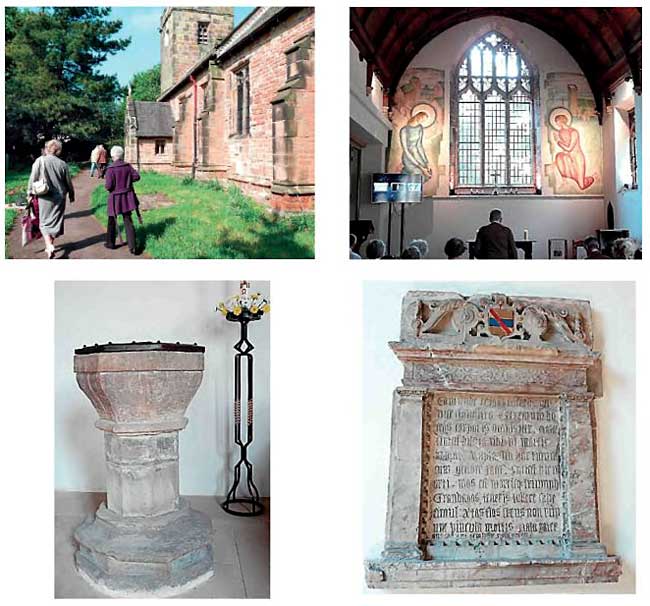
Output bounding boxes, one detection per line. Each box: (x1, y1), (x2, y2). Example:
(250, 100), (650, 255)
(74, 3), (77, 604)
(32, 156), (50, 196)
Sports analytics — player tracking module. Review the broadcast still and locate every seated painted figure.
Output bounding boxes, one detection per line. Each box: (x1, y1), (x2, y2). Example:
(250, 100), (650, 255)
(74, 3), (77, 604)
(399, 112), (432, 180)
(552, 110), (595, 191)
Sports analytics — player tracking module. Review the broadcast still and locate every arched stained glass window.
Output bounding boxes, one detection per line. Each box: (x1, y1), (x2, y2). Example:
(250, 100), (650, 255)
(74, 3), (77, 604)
(454, 32), (538, 193)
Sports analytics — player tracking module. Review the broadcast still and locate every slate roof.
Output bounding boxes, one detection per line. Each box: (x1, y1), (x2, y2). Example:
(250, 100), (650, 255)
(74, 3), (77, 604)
(133, 101), (173, 137)
(216, 6), (286, 60)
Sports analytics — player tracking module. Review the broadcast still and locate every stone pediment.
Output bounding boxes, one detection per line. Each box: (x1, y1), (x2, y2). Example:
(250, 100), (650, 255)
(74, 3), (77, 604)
(399, 290), (594, 351)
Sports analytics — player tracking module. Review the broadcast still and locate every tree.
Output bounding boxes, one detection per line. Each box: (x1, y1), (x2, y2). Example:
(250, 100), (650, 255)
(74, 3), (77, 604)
(5, 7), (130, 160)
(130, 64), (161, 102)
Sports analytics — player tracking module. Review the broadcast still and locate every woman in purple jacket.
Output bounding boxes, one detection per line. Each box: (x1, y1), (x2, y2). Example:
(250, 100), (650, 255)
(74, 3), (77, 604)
(104, 146), (141, 254)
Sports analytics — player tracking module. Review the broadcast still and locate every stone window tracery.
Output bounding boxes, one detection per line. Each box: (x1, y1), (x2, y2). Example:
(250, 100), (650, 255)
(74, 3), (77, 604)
(452, 32), (538, 193)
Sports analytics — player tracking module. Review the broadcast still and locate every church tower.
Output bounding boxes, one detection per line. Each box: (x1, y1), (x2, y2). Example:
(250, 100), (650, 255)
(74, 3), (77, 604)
(160, 7), (234, 93)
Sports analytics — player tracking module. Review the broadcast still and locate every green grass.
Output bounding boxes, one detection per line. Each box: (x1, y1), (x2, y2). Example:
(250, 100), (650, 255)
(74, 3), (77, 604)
(4, 208), (18, 236)
(4, 167), (31, 258)
(90, 172), (315, 259)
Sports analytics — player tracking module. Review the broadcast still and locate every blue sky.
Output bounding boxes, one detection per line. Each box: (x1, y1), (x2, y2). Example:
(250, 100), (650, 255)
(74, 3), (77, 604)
(101, 7), (254, 86)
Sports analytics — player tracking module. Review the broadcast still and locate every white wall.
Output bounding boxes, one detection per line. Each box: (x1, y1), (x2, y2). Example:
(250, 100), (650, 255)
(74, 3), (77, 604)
(350, 39), (392, 233)
(363, 281), (635, 594)
(602, 79), (642, 240)
(393, 195), (606, 259)
(349, 40), (391, 148)
(54, 281), (271, 497)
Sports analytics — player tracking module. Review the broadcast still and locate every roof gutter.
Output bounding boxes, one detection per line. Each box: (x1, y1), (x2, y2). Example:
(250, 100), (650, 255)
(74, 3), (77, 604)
(215, 7), (296, 62)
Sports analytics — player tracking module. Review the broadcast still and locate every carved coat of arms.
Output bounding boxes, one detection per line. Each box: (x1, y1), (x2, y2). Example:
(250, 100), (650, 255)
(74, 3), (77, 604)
(487, 304), (515, 337)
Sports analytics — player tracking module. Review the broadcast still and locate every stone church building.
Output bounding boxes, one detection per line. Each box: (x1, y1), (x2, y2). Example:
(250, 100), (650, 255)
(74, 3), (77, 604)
(125, 7), (314, 211)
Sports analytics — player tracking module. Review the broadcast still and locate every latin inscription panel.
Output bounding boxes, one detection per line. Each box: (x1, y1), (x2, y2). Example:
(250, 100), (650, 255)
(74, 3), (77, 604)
(420, 392), (565, 543)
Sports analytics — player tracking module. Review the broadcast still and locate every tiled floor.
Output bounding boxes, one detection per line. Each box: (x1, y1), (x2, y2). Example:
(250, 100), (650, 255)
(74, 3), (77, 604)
(55, 491), (270, 599)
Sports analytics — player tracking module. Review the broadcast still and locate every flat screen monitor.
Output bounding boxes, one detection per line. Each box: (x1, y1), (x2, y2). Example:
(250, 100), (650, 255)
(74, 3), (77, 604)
(372, 173), (423, 204)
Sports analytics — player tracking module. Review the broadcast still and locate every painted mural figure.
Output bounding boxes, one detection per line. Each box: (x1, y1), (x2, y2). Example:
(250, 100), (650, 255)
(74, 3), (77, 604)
(399, 104), (437, 181)
(550, 107), (594, 190)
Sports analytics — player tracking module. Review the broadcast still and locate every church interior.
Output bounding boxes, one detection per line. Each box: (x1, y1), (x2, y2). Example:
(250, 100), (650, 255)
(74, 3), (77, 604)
(350, 7), (642, 259)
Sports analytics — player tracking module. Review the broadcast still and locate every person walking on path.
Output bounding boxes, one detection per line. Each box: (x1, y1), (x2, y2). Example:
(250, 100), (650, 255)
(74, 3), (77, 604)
(27, 139), (75, 259)
(104, 145), (141, 255)
(97, 144), (108, 177)
(90, 145), (100, 178)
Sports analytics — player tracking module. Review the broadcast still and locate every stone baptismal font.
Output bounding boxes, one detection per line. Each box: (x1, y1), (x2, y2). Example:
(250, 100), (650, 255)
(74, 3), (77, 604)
(73, 342), (214, 597)
(366, 291), (621, 589)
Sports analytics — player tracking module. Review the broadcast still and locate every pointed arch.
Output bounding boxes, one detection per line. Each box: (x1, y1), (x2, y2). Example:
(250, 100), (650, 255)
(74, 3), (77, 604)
(450, 31), (541, 193)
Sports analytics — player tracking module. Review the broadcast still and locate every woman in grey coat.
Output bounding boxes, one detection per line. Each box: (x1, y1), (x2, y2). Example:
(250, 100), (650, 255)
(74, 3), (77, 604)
(27, 139), (75, 258)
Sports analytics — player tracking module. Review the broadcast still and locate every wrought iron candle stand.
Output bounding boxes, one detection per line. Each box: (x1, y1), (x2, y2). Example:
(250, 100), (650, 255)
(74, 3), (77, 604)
(217, 282), (269, 517)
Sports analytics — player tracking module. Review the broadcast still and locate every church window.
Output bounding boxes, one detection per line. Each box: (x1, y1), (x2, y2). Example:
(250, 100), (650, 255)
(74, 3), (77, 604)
(235, 65), (250, 136)
(197, 22), (209, 45)
(453, 32), (537, 193)
(155, 140), (166, 155)
(628, 109), (637, 189)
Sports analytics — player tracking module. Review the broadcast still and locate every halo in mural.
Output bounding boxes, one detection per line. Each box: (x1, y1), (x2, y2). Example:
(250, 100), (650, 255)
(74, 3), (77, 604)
(411, 103), (437, 129)
(548, 107), (573, 130)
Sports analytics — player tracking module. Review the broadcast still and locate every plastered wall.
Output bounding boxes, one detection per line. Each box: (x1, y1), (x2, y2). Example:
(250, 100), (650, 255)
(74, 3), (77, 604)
(54, 281), (271, 497)
(602, 79), (642, 240)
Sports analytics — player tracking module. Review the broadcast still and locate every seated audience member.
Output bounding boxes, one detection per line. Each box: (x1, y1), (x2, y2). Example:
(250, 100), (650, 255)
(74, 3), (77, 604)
(365, 238), (386, 259)
(444, 237), (467, 259)
(612, 237), (637, 259)
(475, 208), (518, 259)
(584, 235), (610, 259)
(350, 234), (361, 259)
(401, 246), (422, 259)
(409, 238), (429, 259)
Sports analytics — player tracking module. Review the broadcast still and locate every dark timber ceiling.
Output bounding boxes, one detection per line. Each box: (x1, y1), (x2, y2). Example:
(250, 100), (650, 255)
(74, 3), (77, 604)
(350, 7), (642, 117)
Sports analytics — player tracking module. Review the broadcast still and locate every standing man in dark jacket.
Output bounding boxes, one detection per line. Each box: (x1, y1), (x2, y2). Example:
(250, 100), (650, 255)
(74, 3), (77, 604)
(475, 208), (518, 259)
(97, 144), (108, 177)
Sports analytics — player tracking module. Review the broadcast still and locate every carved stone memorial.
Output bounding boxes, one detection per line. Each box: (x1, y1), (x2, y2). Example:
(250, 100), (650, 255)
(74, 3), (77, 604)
(366, 291), (622, 589)
(73, 342), (214, 597)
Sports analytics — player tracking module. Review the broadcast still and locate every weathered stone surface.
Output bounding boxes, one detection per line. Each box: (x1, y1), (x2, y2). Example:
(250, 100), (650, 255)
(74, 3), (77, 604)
(74, 350), (204, 433)
(366, 292), (621, 589)
(366, 557), (622, 589)
(73, 343), (214, 597)
(75, 501), (214, 597)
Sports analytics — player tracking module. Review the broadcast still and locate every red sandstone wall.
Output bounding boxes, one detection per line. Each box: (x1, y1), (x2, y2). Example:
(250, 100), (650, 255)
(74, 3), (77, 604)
(220, 8), (315, 207)
(162, 8), (315, 211)
(136, 138), (173, 170)
(160, 8), (234, 93)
